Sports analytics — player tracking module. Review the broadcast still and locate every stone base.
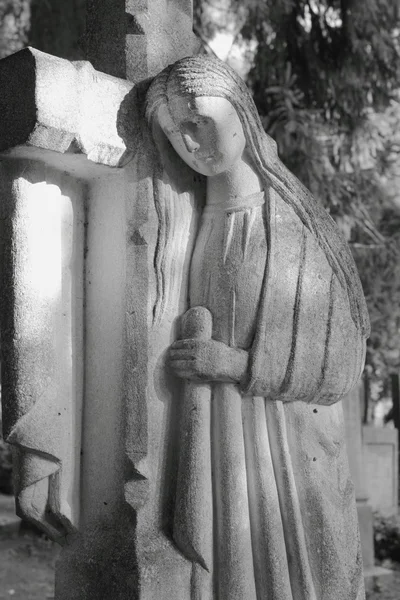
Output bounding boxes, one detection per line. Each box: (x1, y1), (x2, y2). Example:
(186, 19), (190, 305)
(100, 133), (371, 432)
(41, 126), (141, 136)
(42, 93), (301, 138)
(357, 502), (375, 570)
(0, 494), (20, 533)
(364, 565), (393, 594)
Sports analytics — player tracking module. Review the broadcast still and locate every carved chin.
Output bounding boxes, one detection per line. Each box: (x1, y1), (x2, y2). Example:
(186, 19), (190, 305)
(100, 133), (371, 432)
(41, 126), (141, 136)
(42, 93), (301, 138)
(190, 155), (230, 176)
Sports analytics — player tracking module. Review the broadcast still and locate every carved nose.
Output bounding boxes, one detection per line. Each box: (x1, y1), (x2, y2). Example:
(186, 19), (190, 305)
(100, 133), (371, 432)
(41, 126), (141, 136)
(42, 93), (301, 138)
(182, 133), (200, 153)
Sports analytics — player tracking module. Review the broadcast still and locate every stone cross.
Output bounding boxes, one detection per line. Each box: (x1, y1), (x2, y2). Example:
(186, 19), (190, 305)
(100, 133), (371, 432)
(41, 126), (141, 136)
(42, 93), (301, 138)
(0, 2), (201, 598)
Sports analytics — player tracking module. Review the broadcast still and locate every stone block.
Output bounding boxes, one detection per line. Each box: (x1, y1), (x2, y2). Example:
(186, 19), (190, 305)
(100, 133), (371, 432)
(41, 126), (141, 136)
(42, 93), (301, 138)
(364, 566), (394, 595)
(0, 47), (134, 171)
(86, 0), (200, 81)
(357, 501), (375, 570)
(363, 425), (398, 515)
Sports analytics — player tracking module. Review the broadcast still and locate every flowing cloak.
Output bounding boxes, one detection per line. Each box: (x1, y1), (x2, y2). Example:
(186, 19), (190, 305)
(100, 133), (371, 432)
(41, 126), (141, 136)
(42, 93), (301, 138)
(175, 187), (366, 600)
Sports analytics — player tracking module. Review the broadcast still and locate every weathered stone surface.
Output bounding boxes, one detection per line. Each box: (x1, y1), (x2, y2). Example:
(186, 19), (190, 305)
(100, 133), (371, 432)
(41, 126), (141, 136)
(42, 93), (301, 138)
(0, 159), (85, 543)
(148, 55), (370, 599)
(0, 3), (376, 598)
(363, 424), (398, 515)
(0, 94), (199, 600)
(343, 385), (376, 573)
(0, 47), (134, 169)
(1, 2), (201, 597)
(173, 307), (213, 573)
(86, 0), (200, 81)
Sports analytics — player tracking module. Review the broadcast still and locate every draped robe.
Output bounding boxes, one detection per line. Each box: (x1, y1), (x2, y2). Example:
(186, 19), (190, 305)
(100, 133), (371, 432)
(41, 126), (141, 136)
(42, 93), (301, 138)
(182, 187), (366, 600)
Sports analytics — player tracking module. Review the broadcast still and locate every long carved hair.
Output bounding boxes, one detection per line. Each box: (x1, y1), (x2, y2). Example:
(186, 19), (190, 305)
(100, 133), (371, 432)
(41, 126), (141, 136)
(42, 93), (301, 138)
(146, 55), (370, 337)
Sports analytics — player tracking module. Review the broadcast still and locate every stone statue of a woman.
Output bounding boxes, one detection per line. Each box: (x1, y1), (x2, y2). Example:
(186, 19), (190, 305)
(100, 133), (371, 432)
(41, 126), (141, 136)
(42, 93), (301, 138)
(146, 56), (369, 600)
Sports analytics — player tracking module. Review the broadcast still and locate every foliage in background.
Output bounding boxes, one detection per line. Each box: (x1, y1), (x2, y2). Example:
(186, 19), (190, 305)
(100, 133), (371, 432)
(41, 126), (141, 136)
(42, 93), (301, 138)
(194, 0), (400, 399)
(0, 0), (30, 59)
(0, 0), (86, 61)
(374, 512), (400, 563)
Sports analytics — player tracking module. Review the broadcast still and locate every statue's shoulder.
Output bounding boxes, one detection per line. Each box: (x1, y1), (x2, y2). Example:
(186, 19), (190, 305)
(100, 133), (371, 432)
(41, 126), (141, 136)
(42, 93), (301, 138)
(267, 185), (335, 283)
(267, 186), (304, 230)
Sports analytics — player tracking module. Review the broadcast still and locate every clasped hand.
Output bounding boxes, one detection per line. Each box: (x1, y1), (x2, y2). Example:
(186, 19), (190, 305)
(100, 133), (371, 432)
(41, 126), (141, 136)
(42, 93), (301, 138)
(168, 338), (248, 383)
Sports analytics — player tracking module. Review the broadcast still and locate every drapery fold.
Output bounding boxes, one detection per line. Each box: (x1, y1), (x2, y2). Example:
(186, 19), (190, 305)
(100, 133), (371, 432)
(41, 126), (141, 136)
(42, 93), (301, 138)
(243, 188), (366, 403)
(175, 187), (365, 599)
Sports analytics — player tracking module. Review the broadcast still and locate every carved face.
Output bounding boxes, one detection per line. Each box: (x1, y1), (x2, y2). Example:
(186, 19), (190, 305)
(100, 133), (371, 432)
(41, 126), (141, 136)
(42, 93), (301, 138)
(157, 96), (247, 176)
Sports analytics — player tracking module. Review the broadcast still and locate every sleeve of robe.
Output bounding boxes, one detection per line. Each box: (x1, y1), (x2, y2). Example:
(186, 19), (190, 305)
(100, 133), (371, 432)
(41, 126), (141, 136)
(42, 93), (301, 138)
(242, 188), (367, 405)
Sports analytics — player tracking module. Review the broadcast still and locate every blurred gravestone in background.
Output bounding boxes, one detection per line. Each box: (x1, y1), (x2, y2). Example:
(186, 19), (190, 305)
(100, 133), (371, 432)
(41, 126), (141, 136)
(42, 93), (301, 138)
(0, 406), (13, 495)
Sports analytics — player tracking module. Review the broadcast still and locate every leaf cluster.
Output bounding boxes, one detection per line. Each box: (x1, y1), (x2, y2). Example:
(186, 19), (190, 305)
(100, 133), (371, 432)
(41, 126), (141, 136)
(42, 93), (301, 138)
(247, 0), (400, 127)
(374, 512), (400, 562)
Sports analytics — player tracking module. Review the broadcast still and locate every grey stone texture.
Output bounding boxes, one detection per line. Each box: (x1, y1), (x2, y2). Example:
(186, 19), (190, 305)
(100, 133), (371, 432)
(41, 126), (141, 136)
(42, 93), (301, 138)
(86, 0), (200, 81)
(363, 425), (398, 515)
(147, 55), (370, 599)
(0, 2), (373, 598)
(0, 493), (20, 533)
(0, 159), (85, 543)
(343, 386), (376, 573)
(0, 2), (201, 598)
(0, 47), (134, 169)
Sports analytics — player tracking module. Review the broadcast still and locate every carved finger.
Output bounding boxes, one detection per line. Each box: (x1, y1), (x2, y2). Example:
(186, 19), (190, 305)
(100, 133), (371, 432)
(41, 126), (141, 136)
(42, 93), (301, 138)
(170, 359), (197, 372)
(170, 365), (200, 381)
(170, 339), (198, 350)
(180, 372), (199, 381)
(169, 349), (197, 360)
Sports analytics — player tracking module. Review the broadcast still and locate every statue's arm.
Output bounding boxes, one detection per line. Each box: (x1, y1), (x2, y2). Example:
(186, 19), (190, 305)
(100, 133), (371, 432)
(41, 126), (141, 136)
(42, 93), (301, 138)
(240, 270), (367, 405)
(169, 224), (367, 400)
(168, 309), (365, 404)
(236, 188), (368, 405)
(168, 338), (249, 383)
(311, 327), (366, 406)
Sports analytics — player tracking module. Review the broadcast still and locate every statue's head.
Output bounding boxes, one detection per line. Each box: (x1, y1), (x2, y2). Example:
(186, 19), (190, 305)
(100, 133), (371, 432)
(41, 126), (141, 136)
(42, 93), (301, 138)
(146, 56), (370, 337)
(146, 55), (277, 177)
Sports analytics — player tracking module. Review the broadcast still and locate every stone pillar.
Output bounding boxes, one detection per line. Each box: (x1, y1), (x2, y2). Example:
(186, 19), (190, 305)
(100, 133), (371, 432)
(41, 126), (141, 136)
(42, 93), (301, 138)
(343, 383), (392, 585)
(363, 425), (398, 515)
(343, 383), (374, 570)
(0, 5), (201, 590)
(0, 159), (85, 541)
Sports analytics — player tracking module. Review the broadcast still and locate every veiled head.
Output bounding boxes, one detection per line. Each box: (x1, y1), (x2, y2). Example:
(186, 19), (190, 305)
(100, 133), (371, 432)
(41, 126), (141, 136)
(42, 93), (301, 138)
(157, 95), (247, 176)
(146, 55), (257, 124)
(146, 56), (277, 177)
(146, 56), (370, 337)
